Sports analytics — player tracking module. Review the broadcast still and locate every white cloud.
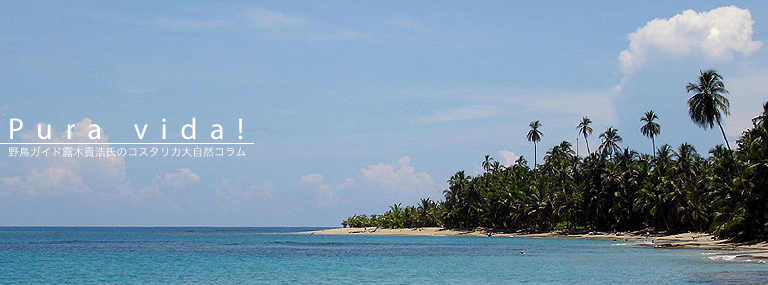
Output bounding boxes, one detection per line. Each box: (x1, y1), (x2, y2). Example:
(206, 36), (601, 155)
(498, 150), (520, 166)
(2, 166), (88, 195)
(388, 18), (425, 31)
(360, 156), (435, 193)
(299, 173), (355, 205)
(417, 105), (507, 124)
(0, 118), (282, 224)
(126, 169), (205, 210)
(0, 119), (203, 204)
(300, 156), (437, 207)
(159, 168), (201, 188)
(616, 6), (762, 91)
(1, 118), (128, 196)
(244, 7), (307, 32)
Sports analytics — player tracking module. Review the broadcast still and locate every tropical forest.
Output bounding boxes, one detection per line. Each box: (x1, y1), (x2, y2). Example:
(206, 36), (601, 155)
(342, 70), (768, 242)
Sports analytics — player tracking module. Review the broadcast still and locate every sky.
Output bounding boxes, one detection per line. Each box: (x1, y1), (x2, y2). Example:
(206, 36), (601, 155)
(0, 1), (766, 226)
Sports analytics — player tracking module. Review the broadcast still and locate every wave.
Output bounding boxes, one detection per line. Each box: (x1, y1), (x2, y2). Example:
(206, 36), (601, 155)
(705, 253), (768, 264)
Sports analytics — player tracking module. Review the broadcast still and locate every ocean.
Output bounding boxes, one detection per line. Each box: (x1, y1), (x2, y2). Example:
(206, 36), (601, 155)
(0, 227), (766, 284)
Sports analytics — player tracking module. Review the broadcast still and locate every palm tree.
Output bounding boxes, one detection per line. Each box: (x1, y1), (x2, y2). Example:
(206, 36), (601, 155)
(417, 198), (437, 226)
(598, 127), (622, 157)
(640, 110), (661, 157)
(527, 120), (543, 168)
(686, 70), (731, 150)
(577, 117), (593, 154)
(443, 171), (470, 228)
(482, 155), (493, 172)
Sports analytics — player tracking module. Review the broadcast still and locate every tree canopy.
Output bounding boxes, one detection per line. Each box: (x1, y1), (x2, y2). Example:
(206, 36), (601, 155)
(343, 72), (766, 242)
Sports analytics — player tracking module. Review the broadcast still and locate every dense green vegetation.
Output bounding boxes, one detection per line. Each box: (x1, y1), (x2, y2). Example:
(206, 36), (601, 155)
(342, 70), (768, 242)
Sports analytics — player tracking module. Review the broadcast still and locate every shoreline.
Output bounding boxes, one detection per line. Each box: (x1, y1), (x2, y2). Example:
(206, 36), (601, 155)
(309, 227), (768, 263)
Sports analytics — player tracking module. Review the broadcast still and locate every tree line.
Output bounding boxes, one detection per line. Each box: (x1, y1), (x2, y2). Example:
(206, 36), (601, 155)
(342, 70), (768, 242)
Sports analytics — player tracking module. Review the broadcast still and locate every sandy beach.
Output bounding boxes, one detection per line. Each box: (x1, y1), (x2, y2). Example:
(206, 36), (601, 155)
(309, 227), (768, 262)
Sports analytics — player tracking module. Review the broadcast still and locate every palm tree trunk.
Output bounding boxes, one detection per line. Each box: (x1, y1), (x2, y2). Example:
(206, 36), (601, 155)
(716, 119), (731, 151)
(652, 137), (656, 157)
(534, 142), (537, 169)
(584, 134), (590, 154)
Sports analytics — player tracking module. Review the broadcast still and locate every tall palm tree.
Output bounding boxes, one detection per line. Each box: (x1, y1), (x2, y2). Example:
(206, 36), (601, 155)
(598, 127), (622, 157)
(640, 110), (661, 157)
(686, 70), (731, 150)
(527, 120), (543, 168)
(482, 155), (493, 172)
(577, 117), (593, 154)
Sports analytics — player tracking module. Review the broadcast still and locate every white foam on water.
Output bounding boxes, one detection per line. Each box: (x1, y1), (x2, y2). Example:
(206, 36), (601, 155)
(708, 255), (738, 261)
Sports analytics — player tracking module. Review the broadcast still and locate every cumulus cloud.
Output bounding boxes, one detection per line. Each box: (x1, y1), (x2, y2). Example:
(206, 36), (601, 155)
(1, 118), (127, 196)
(0, 119), (203, 204)
(299, 173), (355, 205)
(156, 168), (201, 189)
(2, 166), (88, 195)
(616, 6), (762, 91)
(497, 150), (520, 166)
(360, 156), (435, 193)
(0, 118), (282, 224)
(128, 169), (202, 206)
(300, 156), (437, 207)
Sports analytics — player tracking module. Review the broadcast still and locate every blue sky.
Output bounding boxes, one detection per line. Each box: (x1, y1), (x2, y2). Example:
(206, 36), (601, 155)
(0, 1), (766, 226)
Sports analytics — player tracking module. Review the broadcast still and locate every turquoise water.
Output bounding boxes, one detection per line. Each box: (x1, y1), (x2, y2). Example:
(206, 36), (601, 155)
(1, 227), (766, 284)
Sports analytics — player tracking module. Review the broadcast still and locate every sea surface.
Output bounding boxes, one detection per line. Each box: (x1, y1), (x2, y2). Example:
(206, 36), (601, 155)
(1, 227), (767, 284)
